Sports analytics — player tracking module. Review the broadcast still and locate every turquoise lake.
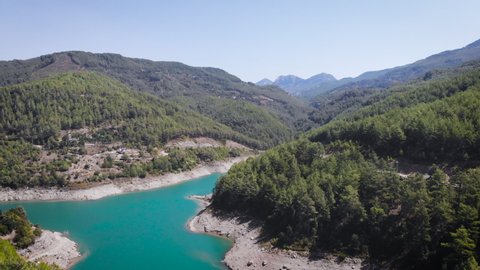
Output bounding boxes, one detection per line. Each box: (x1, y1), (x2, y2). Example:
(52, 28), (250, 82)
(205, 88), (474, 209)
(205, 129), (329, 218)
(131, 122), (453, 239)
(0, 173), (231, 270)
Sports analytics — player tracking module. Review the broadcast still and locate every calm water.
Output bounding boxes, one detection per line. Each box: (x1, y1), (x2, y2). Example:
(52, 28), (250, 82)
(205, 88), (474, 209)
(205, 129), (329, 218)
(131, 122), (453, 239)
(0, 173), (231, 270)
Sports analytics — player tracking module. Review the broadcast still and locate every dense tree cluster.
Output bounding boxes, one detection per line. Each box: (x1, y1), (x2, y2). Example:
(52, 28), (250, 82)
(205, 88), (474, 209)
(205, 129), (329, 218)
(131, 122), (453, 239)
(0, 207), (41, 249)
(213, 140), (480, 269)
(0, 72), (271, 148)
(309, 70), (480, 162)
(213, 68), (480, 269)
(349, 68), (480, 121)
(0, 71), (267, 188)
(0, 51), (313, 135)
(0, 56), (309, 188)
(180, 96), (293, 147)
(309, 88), (385, 125)
(0, 208), (58, 270)
(309, 62), (480, 126)
(0, 140), (67, 188)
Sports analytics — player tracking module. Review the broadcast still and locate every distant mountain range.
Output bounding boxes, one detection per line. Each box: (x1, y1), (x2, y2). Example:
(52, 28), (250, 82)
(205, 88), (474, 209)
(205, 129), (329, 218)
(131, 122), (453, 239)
(258, 38), (480, 98)
(257, 73), (337, 96)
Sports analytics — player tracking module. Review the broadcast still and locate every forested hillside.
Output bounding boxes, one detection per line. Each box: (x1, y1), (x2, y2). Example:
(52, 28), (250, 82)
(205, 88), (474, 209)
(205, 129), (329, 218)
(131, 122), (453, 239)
(175, 96), (293, 147)
(0, 71), (294, 188)
(0, 207), (59, 270)
(0, 51), (313, 132)
(309, 68), (480, 162)
(309, 60), (480, 126)
(212, 66), (480, 269)
(0, 71), (292, 148)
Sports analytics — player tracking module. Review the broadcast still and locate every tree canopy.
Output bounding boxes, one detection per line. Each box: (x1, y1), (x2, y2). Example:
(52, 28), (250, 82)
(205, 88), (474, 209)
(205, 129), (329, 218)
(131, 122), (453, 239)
(212, 67), (480, 269)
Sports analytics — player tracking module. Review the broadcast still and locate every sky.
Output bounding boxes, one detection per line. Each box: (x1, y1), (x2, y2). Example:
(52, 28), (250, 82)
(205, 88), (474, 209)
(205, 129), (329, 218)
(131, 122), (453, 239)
(1, 0), (480, 82)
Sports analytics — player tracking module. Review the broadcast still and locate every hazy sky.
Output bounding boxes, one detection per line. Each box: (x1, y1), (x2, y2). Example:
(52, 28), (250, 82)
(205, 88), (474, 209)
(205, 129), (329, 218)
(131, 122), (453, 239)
(1, 0), (480, 82)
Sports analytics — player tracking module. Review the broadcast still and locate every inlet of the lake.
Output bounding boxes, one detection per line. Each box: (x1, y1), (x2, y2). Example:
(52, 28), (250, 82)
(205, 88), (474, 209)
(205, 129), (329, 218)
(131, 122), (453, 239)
(0, 173), (230, 270)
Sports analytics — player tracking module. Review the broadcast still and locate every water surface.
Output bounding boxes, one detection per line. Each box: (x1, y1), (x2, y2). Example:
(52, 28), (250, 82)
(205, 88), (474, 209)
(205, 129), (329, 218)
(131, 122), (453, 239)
(0, 173), (230, 270)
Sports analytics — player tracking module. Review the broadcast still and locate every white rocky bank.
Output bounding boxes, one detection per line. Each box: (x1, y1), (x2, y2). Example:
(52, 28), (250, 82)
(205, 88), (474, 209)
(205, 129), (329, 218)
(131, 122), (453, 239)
(0, 156), (250, 202)
(188, 197), (364, 270)
(19, 230), (81, 269)
(1, 156), (252, 269)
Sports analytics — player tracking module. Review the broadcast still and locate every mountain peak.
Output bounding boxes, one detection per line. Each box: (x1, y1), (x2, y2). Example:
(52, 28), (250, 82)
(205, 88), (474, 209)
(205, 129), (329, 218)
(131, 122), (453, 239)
(308, 73), (336, 82)
(267, 73), (339, 96)
(256, 78), (273, 86)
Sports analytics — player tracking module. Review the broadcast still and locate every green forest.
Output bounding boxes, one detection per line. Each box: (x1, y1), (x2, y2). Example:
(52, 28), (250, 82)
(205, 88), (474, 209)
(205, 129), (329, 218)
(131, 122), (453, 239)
(177, 96), (293, 147)
(0, 71), (273, 188)
(0, 51), (313, 134)
(213, 140), (480, 269)
(1, 48), (480, 269)
(309, 61), (480, 126)
(310, 69), (480, 162)
(0, 208), (59, 270)
(0, 207), (41, 249)
(0, 71), (277, 148)
(212, 68), (480, 269)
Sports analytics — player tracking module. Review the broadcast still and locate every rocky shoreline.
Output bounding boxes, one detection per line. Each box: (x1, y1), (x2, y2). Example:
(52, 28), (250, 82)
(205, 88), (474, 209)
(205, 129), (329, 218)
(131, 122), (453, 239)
(0, 156), (251, 202)
(0, 156), (251, 269)
(188, 196), (364, 270)
(19, 230), (81, 269)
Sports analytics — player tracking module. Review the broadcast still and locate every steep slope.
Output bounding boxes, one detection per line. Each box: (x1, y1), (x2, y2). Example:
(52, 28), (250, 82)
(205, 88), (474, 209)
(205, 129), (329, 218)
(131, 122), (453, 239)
(309, 60), (480, 125)
(272, 75), (304, 94)
(323, 37), (480, 94)
(269, 38), (480, 98)
(0, 71), (288, 148)
(176, 96), (293, 147)
(0, 51), (313, 133)
(309, 71), (480, 162)
(212, 66), (480, 269)
(0, 71), (283, 188)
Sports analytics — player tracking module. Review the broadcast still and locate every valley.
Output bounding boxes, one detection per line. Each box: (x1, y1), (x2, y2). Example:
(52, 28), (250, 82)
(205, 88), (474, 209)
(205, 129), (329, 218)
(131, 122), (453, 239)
(0, 33), (480, 270)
